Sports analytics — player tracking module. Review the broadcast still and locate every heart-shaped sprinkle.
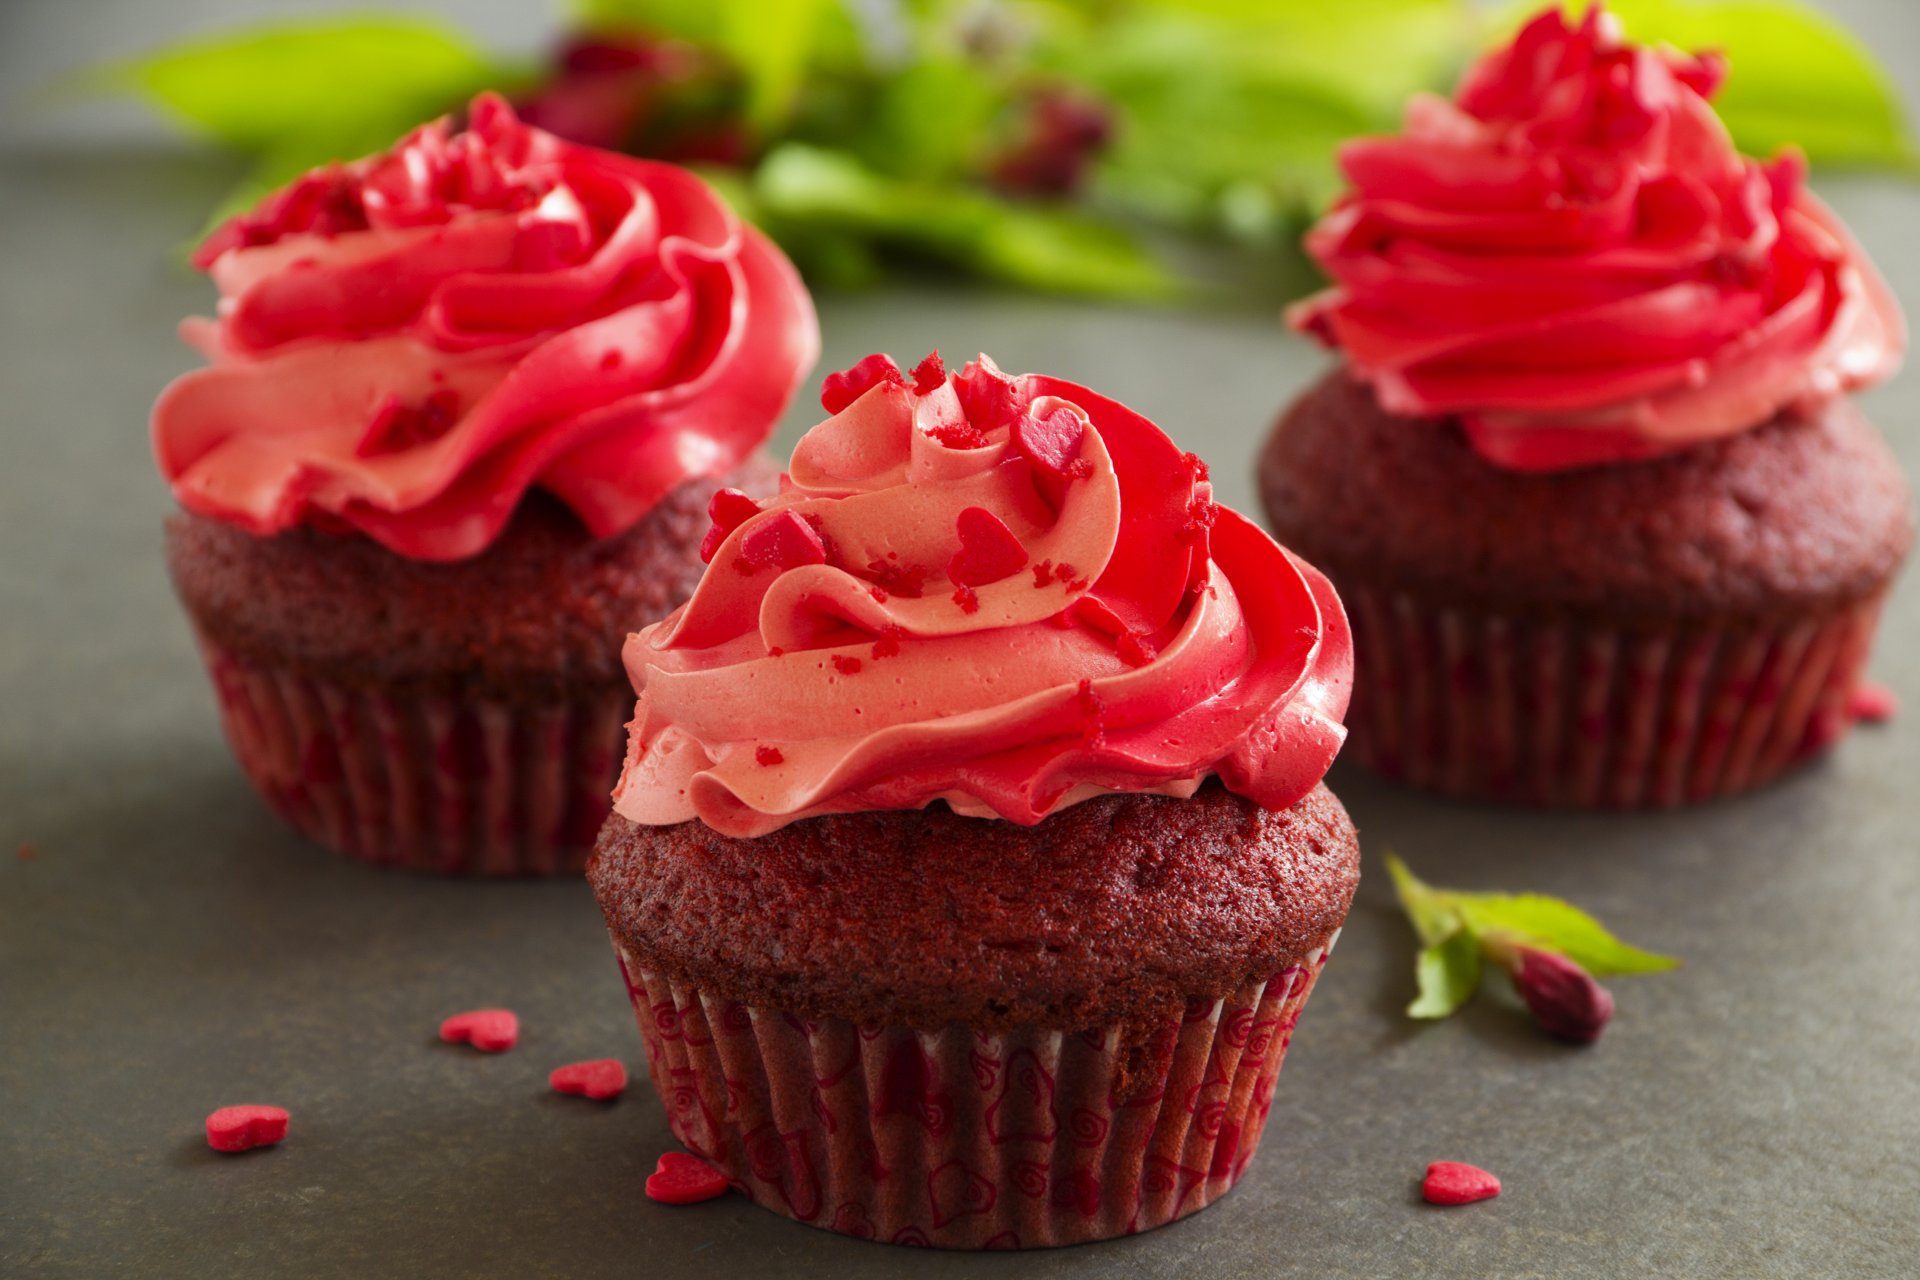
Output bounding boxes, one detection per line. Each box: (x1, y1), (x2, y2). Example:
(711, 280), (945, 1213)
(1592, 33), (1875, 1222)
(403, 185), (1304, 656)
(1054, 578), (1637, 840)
(548, 1058), (628, 1101)
(1013, 405), (1087, 482)
(439, 1008), (519, 1053)
(739, 511), (827, 572)
(205, 1105), (289, 1153)
(699, 488), (763, 563)
(1849, 681), (1898, 723)
(1423, 1161), (1501, 1206)
(948, 507), (1029, 587)
(954, 358), (1027, 433)
(820, 353), (906, 414)
(646, 1151), (730, 1205)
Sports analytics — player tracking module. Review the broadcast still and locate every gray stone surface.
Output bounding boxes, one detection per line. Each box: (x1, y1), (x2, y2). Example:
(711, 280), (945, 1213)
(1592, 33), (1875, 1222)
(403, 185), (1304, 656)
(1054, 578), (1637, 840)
(2, 2), (1917, 1276)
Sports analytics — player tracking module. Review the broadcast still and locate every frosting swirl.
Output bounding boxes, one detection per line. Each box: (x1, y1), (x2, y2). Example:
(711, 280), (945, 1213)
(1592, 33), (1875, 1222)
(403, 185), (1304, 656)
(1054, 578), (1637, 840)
(153, 93), (817, 560)
(1289, 5), (1903, 471)
(611, 353), (1352, 837)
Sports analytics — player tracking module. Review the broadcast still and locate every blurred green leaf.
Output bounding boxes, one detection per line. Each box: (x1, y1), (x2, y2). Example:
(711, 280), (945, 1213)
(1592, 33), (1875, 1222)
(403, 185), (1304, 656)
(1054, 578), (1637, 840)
(1408, 929), (1483, 1020)
(1451, 894), (1681, 978)
(1385, 853), (1463, 948)
(96, 17), (513, 155)
(1497, 0), (1917, 170)
(1042, 0), (1471, 222)
(753, 143), (1178, 298)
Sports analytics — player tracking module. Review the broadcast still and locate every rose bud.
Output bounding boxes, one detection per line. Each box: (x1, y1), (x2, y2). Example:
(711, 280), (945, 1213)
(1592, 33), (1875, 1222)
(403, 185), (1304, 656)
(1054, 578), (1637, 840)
(1488, 937), (1614, 1043)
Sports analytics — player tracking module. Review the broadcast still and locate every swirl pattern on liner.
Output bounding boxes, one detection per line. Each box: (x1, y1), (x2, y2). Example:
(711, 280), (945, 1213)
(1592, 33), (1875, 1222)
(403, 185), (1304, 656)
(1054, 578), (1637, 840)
(612, 353), (1352, 837)
(152, 93), (818, 561)
(1288, 5), (1902, 471)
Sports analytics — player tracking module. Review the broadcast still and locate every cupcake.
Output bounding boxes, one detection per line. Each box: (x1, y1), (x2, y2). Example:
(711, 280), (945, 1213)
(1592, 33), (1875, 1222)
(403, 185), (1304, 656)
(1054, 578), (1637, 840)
(590, 352), (1358, 1247)
(1261, 6), (1911, 808)
(154, 94), (818, 873)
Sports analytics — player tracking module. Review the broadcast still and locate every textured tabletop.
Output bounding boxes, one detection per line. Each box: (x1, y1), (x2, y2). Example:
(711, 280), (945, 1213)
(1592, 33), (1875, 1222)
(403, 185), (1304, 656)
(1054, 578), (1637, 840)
(3, 2), (1918, 1276)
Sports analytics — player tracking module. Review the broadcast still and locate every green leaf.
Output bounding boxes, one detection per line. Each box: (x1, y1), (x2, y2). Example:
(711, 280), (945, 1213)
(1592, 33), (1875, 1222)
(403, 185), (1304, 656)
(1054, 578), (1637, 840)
(753, 144), (1179, 299)
(96, 17), (513, 156)
(1449, 893), (1681, 978)
(1408, 929), (1484, 1020)
(1384, 853), (1462, 947)
(1040, 0), (1472, 222)
(1495, 1), (1917, 170)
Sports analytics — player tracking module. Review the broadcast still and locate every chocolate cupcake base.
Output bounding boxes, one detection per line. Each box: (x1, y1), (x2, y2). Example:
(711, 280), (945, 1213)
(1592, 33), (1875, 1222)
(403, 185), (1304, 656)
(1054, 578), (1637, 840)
(616, 936), (1337, 1248)
(1338, 586), (1885, 807)
(168, 460), (776, 874)
(1261, 373), (1912, 808)
(590, 783), (1361, 1246)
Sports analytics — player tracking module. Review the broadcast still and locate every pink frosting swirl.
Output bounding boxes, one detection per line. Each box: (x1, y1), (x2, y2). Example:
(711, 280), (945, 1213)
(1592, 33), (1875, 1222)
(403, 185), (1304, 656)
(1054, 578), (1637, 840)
(152, 93), (817, 560)
(611, 353), (1352, 837)
(1289, 5), (1903, 471)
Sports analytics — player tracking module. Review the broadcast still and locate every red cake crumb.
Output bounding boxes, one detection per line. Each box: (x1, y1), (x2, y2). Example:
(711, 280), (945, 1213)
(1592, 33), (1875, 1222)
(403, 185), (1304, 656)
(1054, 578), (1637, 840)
(832, 655), (864, 675)
(439, 1008), (520, 1052)
(910, 352), (946, 395)
(1423, 1161), (1500, 1206)
(756, 745), (785, 766)
(206, 1105), (289, 1153)
(952, 585), (980, 614)
(646, 1151), (730, 1204)
(548, 1059), (628, 1101)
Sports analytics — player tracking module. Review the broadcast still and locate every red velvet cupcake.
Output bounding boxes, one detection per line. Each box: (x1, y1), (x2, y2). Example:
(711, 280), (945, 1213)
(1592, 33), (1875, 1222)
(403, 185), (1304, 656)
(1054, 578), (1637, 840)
(589, 352), (1358, 1247)
(1261, 7), (1911, 807)
(154, 94), (818, 873)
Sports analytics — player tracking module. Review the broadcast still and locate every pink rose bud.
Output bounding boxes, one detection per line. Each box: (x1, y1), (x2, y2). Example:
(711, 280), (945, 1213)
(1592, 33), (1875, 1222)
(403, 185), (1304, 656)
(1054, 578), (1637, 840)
(1505, 945), (1614, 1043)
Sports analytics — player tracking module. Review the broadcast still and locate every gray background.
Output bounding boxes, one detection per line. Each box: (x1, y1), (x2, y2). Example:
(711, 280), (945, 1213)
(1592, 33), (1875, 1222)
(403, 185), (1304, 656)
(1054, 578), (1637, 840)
(3, 2), (1917, 1276)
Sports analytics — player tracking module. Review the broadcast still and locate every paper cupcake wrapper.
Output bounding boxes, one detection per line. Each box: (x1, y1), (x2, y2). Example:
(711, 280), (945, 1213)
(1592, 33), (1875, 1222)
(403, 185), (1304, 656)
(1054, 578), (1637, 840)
(1338, 586), (1888, 807)
(614, 931), (1339, 1250)
(192, 630), (629, 875)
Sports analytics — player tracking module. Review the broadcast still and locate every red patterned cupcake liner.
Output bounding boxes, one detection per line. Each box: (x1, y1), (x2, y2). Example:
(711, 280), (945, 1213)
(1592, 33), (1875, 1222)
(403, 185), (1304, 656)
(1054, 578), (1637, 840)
(614, 932), (1339, 1249)
(1339, 586), (1888, 807)
(193, 630), (629, 874)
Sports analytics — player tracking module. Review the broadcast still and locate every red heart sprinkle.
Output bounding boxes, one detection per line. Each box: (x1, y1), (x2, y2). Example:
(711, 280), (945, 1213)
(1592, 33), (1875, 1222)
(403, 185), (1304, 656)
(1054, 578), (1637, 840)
(205, 1105), (289, 1153)
(739, 510), (827, 572)
(548, 1058), (628, 1101)
(699, 487), (762, 563)
(948, 507), (1029, 587)
(439, 1008), (519, 1053)
(646, 1151), (730, 1205)
(1013, 406), (1087, 482)
(1423, 1161), (1501, 1206)
(820, 353), (906, 413)
(910, 351), (946, 395)
(954, 359), (1028, 433)
(1849, 681), (1898, 723)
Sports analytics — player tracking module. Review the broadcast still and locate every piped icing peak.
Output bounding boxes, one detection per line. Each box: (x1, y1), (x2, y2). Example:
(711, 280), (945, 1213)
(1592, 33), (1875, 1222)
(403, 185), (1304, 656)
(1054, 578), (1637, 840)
(612, 353), (1352, 837)
(1289, 4), (1902, 471)
(153, 93), (818, 560)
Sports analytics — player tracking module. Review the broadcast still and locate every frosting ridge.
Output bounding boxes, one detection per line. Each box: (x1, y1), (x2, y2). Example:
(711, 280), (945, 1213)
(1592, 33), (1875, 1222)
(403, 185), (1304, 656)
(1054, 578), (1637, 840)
(1288, 5), (1903, 471)
(153, 93), (817, 559)
(612, 353), (1352, 836)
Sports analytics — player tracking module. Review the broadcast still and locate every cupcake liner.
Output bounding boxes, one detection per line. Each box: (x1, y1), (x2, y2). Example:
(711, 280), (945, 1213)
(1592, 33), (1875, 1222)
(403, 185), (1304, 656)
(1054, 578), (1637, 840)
(1340, 585), (1888, 807)
(613, 932), (1339, 1250)
(193, 629), (629, 874)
